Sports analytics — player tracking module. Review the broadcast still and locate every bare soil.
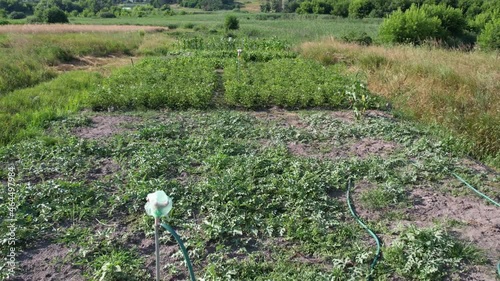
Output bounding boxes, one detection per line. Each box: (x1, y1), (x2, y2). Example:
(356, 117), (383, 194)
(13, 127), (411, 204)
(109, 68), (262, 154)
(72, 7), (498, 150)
(53, 56), (138, 74)
(73, 115), (141, 139)
(11, 243), (84, 281)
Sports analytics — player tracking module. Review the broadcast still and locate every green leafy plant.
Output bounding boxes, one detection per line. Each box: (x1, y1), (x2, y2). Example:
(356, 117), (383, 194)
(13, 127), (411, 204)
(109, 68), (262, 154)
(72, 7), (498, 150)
(224, 15), (239, 31)
(384, 225), (482, 280)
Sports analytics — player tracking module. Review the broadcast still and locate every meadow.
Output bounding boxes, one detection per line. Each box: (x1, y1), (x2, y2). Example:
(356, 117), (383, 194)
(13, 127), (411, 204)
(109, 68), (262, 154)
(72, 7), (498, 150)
(0, 11), (499, 281)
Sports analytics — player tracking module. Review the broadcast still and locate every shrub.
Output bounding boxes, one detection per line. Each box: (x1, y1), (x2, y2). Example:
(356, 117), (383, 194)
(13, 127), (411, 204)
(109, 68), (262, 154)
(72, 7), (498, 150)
(99, 11), (116, 18)
(0, 19), (8, 25)
(46, 7), (69, 23)
(341, 31), (373, 45)
(378, 6), (442, 45)
(8, 11), (26, 19)
(477, 18), (500, 51)
(224, 15), (239, 31)
(26, 15), (43, 23)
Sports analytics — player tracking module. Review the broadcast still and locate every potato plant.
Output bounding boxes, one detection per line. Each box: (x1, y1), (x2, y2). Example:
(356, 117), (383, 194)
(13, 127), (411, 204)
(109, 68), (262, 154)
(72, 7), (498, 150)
(89, 57), (218, 111)
(224, 59), (376, 109)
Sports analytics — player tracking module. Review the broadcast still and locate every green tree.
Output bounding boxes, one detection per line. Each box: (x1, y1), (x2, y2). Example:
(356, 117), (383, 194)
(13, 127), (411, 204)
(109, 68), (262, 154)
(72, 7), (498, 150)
(46, 6), (68, 23)
(349, 0), (374, 18)
(478, 17), (500, 50)
(378, 5), (442, 44)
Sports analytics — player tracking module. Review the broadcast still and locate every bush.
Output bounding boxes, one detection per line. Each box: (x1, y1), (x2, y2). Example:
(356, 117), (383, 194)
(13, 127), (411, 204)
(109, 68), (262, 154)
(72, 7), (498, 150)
(26, 16), (42, 24)
(224, 15), (239, 31)
(0, 19), (9, 25)
(8, 11), (26, 19)
(478, 18), (500, 51)
(99, 11), (116, 18)
(378, 6), (442, 45)
(341, 31), (373, 45)
(46, 7), (69, 23)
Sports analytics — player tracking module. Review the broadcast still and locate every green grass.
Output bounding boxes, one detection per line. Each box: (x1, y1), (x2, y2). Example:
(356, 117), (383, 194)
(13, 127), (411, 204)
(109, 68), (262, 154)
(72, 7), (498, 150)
(0, 32), (146, 95)
(69, 13), (381, 44)
(0, 71), (101, 145)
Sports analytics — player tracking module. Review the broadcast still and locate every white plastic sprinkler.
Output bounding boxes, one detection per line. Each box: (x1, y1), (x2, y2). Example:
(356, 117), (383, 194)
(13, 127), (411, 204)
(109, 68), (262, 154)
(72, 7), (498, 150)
(145, 191), (172, 281)
(144, 191), (196, 281)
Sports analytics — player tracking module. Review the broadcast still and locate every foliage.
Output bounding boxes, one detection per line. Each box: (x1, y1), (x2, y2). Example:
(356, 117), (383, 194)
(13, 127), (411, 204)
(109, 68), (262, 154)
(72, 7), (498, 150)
(349, 0), (374, 19)
(8, 10), (24, 19)
(421, 4), (467, 38)
(224, 59), (377, 109)
(224, 14), (239, 31)
(99, 11), (115, 18)
(34, 5), (69, 23)
(384, 225), (482, 280)
(477, 17), (500, 50)
(378, 5), (443, 45)
(340, 31), (373, 45)
(89, 57), (218, 111)
(0, 71), (101, 145)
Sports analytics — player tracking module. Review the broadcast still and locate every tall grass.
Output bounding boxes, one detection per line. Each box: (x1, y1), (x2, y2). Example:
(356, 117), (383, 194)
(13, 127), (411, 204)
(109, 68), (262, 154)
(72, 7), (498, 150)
(0, 32), (148, 95)
(299, 38), (500, 167)
(0, 71), (101, 145)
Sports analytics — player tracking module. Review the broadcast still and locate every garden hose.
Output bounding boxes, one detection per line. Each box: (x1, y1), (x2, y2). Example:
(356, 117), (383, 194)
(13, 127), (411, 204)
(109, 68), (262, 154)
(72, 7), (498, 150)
(452, 173), (500, 277)
(452, 173), (500, 207)
(160, 223), (197, 281)
(346, 178), (381, 280)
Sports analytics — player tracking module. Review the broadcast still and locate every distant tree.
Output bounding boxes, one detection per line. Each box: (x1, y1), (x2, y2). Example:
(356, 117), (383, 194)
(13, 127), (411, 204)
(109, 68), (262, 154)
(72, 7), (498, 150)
(349, 0), (374, 18)
(8, 10), (25, 18)
(46, 6), (68, 22)
(331, 0), (350, 17)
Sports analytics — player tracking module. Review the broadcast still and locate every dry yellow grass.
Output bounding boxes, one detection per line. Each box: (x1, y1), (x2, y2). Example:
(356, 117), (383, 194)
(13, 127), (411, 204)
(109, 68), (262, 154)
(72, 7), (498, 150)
(241, 1), (262, 13)
(299, 37), (500, 165)
(0, 24), (167, 34)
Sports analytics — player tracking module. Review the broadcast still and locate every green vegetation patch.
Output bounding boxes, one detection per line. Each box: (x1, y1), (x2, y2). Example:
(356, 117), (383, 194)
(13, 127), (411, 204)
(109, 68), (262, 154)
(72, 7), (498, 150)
(89, 57), (218, 111)
(224, 59), (378, 110)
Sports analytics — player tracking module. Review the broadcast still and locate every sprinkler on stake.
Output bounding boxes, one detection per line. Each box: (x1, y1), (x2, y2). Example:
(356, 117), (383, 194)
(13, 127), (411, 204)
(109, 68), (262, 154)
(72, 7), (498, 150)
(145, 191), (196, 281)
(237, 48), (242, 81)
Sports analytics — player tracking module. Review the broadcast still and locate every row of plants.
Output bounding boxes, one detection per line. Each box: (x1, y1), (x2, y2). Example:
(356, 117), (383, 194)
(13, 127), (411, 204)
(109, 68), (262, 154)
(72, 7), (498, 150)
(89, 57), (218, 111)
(224, 59), (378, 110)
(89, 56), (379, 112)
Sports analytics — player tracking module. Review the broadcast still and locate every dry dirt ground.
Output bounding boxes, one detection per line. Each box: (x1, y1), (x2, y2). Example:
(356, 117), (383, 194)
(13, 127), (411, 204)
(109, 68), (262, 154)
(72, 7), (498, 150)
(52, 56), (139, 74)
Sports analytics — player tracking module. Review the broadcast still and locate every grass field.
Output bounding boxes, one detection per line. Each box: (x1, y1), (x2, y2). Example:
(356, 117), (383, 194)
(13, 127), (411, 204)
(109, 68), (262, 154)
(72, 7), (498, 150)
(0, 13), (499, 281)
